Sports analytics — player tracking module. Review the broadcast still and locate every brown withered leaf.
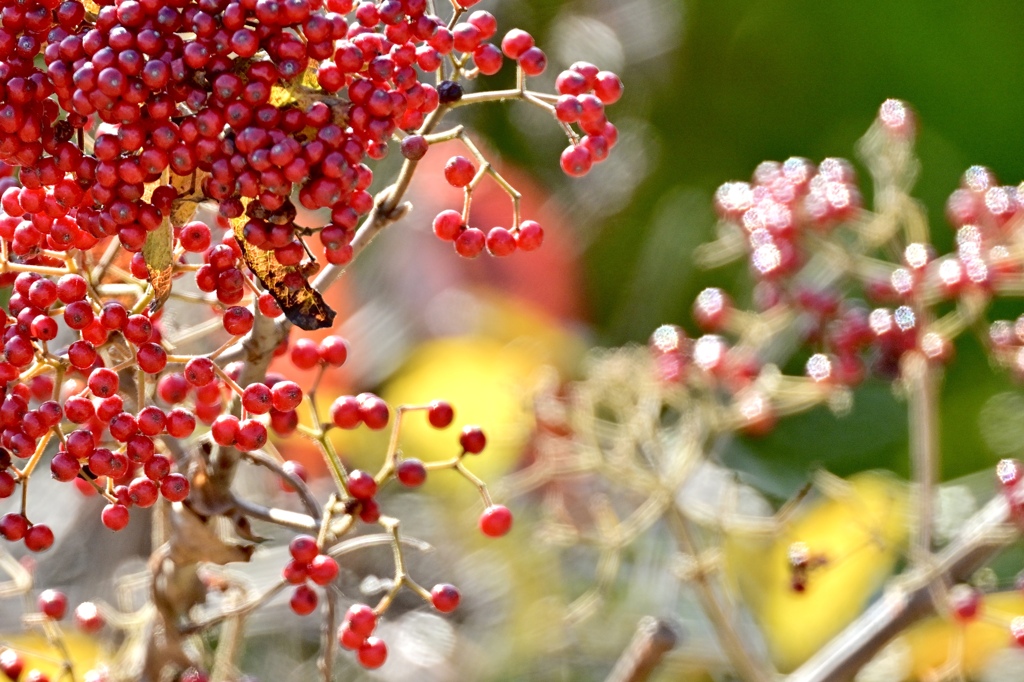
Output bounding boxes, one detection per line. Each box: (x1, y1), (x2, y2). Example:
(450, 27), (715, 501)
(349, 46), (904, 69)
(142, 174), (174, 312)
(231, 210), (336, 331)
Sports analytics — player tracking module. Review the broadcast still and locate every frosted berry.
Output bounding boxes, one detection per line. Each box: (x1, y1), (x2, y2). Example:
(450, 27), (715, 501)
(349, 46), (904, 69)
(357, 637), (387, 669)
(38, 589), (68, 620)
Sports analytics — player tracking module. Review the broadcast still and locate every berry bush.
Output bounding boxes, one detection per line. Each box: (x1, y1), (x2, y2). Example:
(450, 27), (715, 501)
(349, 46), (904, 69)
(508, 100), (1024, 681)
(0, 0), (622, 677)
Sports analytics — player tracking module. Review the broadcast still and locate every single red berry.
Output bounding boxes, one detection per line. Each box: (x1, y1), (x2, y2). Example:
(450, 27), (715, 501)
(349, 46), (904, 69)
(397, 459), (428, 487)
(479, 504), (512, 537)
(432, 209), (464, 242)
(241, 383), (273, 414)
(345, 603), (377, 638)
(223, 306), (254, 335)
(73, 602), (105, 633)
(0, 513), (28, 541)
(0, 649), (24, 680)
(24, 524), (55, 552)
(459, 425), (486, 454)
(290, 584), (318, 616)
(486, 227), (517, 256)
(282, 559), (309, 585)
(518, 46), (547, 76)
(400, 135), (429, 160)
(211, 414), (240, 446)
(455, 227), (486, 258)
(160, 473), (190, 502)
(308, 554), (339, 585)
(318, 336), (349, 366)
(444, 155), (476, 188)
(235, 419), (268, 451)
(258, 292), (283, 317)
(560, 145), (592, 177)
(593, 71), (624, 104)
(290, 338), (321, 369)
(289, 534), (319, 563)
(337, 623), (365, 650)
(179, 221), (212, 252)
(88, 368), (119, 398)
(357, 394), (389, 429)
(271, 381), (303, 411)
(358, 637), (388, 669)
(516, 220), (544, 251)
(184, 357), (216, 386)
(166, 409), (197, 438)
(430, 583), (460, 613)
(128, 477), (159, 508)
(347, 469), (377, 500)
(500, 29), (534, 59)
(426, 400), (454, 429)
(38, 589), (68, 620)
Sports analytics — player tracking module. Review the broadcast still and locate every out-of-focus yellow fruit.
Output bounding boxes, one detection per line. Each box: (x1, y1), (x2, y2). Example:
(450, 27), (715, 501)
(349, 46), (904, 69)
(724, 471), (908, 672)
(326, 293), (583, 496)
(0, 631), (101, 677)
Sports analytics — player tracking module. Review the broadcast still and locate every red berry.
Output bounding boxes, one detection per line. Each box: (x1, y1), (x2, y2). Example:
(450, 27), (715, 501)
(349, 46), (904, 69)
(282, 559), (308, 585)
(74, 602), (105, 633)
(357, 394), (389, 429)
(337, 624), (365, 650)
(396, 459), (427, 487)
(347, 469), (377, 500)
(0, 513), (28, 540)
(160, 473), (190, 502)
(486, 227), (517, 256)
(289, 534), (319, 563)
(241, 383), (273, 414)
(501, 29), (534, 59)
(290, 584), (318, 616)
(211, 414), (240, 446)
(560, 145), (592, 177)
(24, 523), (55, 552)
(518, 47), (547, 76)
(166, 409), (197, 438)
(455, 227), (486, 258)
(516, 220), (544, 251)
(328, 395), (361, 429)
(432, 209), (464, 241)
(427, 400), (454, 428)
(443, 156), (476, 188)
(345, 603), (377, 638)
(318, 336), (349, 366)
(479, 504), (512, 537)
(223, 306), (254, 335)
(308, 554), (339, 585)
(459, 425), (486, 454)
(290, 338), (321, 369)
(949, 584), (981, 621)
(430, 583), (460, 613)
(235, 419), (268, 451)
(88, 368), (119, 398)
(358, 637), (387, 669)
(128, 477), (159, 507)
(593, 71), (624, 104)
(0, 649), (23, 680)
(38, 589), (68, 620)
(271, 381), (303, 411)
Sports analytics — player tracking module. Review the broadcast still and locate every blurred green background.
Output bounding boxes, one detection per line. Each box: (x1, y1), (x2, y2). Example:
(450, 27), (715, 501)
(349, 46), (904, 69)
(469, 0), (1024, 491)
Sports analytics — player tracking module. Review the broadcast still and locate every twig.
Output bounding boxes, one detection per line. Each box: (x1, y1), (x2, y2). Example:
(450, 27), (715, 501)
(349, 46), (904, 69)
(604, 617), (680, 682)
(787, 495), (1018, 682)
(666, 506), (773, 682)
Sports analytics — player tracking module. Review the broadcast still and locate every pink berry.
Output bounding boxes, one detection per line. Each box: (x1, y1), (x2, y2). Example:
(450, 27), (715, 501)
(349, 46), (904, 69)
(486, 227), (517, 257)
(444, 155), (476, 188)
(455, 227), (486, 258)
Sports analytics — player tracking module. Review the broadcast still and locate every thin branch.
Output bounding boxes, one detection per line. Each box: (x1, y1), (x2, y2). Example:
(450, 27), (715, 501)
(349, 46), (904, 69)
(604, 617), (680, 682)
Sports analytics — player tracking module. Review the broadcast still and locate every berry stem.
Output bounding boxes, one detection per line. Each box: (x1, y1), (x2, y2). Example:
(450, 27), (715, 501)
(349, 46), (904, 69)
(903, 350), (939, 563)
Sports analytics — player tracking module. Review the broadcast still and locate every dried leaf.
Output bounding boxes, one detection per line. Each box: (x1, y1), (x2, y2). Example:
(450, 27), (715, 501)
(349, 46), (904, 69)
(231, 212), (336, 331)
(143, 216), (174, 313)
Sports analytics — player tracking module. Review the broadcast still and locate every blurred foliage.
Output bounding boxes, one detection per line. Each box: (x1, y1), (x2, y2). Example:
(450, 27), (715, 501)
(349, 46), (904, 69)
(469, 0), (1024, 488)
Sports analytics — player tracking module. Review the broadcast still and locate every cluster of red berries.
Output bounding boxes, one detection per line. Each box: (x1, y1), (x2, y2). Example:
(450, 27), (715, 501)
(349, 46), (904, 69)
(283, 534), (339, 616)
